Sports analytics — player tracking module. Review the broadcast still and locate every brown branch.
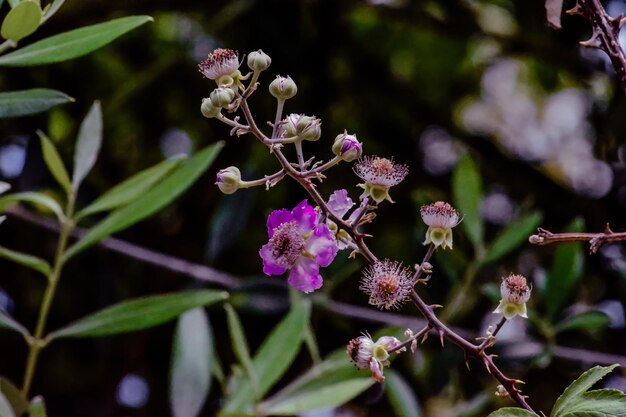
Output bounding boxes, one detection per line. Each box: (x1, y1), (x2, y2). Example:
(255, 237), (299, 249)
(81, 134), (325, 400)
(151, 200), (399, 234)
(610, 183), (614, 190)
(529, 224), (626, 253)
(567, 0), (626, 93)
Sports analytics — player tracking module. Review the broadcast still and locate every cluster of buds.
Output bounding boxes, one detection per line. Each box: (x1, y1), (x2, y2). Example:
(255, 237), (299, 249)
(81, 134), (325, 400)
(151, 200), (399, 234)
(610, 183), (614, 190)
(279, 114), (322, 142)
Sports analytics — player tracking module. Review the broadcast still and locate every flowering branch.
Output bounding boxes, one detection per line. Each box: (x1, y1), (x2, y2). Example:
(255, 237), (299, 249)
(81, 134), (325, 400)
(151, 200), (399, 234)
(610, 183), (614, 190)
(529, 225), (626, 253)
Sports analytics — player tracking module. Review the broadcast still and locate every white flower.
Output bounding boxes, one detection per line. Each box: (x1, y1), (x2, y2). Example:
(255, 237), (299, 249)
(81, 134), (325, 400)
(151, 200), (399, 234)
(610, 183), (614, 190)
(493, 274), (531, 319)
(354, 156), (408, 203)
(420, 201), (461, 249)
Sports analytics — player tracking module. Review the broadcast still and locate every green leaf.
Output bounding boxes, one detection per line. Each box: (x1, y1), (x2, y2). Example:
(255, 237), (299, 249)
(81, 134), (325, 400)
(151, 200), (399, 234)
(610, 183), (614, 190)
(482, 212), (543, 265)
(170, 308), (213, 417)
(0, 378), (28, 417)
(221, 300), (310, 414)
(27, 396), (46, 417)
(452, 154), (484, 249)
(76, 155), (185, 220)
(544, 218), (585, 320)
(385, 370), (422, 417)
(0, 15), (153, 66)
(261, 379), (373, 415)
(41, 0), (65, 23)
(0, 244), (50, 275)
(561, 389), (626, 417)
(38, 131), (72, 194)
(46, 290), (227, 340)
(554, 311), (610, 334)
(0, 192), (64, 222)
(1, 0), (41, 42)
(63, 142), (223, 260)
(0, 89), (73, 119)
(551, 365), (620, 417)
(486, 407), (539, 417)
(0, 310), (29, 337)
(0, 392), (16, 417)
(72, 101), (102, 189)
(224, 304), (258, 400)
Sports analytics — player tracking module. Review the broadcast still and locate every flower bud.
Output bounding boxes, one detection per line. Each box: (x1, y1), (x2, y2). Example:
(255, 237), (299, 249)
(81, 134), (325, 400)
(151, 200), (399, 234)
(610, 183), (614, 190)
(493, 274), (532, 319)
(333, 131), (362, 162)
(247, 49), (272, 72)
(200, 98), (221, 118)
(210, 87), (235, 108)
(297, 115), (322, 141)
(346, 334), (402, 383)
(216, 166), (241, 194)
(269, 75), (297, 100)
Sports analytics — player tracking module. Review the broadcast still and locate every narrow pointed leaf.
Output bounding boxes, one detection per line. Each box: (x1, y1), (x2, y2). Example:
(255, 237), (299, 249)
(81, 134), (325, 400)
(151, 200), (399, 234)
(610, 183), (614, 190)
(72, 101), (102, 189)
(0, 16), (153, 66)
(77, 155), (185, 220)
(0, 244), (50, 275)
(46, 290), (227, 340)
(27, 396), (46, 417)
(0, 192), (64, 222)
(224, 304), (258, 400)
(0, 310), (29, 338)
(482, 212), (543, 265)
(0, 89), (73, 118)
(170, 308), (213, 417)
(221, 300), (310, 413)
(261, 379), (373, 415)
(554, 311), (610, 334)
(551, 365), (620, 417)
(452, 154), (484, 249)
(38, 131), (72, 194)
(64, 142), (223, 260)
(486, 408), (538, 417)
(386, 370), (422, 417)
(0, 378), (28, 417)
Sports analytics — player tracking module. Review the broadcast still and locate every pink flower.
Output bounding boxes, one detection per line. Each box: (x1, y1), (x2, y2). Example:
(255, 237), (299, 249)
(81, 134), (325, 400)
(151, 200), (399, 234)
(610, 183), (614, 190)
(198, 48), (240, 81)
(260, 200), (338, 293)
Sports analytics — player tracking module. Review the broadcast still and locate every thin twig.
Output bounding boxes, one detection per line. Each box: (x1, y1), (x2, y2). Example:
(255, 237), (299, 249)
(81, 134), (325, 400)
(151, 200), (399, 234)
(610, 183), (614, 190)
(529, 225), (626, 253)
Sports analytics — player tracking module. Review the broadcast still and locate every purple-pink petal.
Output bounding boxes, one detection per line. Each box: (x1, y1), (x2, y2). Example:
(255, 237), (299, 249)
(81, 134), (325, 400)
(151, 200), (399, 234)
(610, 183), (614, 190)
(291, 200), (317, 234)
(266, 209), (293, 237)
(259, 243), (287, 275)
(327, 189), (354, 218)
(305, 224), (338, 267)
(288, 257), (323, 293)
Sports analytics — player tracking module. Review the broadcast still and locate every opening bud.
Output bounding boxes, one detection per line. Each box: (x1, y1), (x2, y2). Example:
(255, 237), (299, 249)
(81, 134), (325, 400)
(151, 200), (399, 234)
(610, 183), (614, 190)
(346, 334), (402, 383)
(332, 131), (362, 162)
(201, 98), (221, 118)
(247, 49), (272, 72)
(280, 114), (321, 141)
(210, 87), (235, 108)
(216, 166), (241, 194)
(493, 274), (532, 319)
(269, 75), (297, 100)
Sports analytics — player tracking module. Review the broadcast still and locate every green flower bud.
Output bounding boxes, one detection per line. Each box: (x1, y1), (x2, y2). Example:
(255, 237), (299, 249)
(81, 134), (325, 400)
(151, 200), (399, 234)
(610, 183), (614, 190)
(210, 87), (235, 108)
(216, 166), (241, 194)
(269, 75), (297, 100)
(332, 131), (362, 162)
(247, 49), (272, 72)
(200, 98), (221, 118)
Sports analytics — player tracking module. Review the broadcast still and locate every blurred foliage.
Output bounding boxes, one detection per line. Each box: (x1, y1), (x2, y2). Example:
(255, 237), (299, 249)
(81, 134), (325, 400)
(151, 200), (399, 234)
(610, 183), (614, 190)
(1, 0), (626, 416)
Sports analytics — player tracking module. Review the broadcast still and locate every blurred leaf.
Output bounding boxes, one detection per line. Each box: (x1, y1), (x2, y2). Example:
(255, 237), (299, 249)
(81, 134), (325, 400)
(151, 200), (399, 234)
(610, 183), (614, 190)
(0, 311), (29, 337)
(46, 290), (227, 340)
(224, 304), (258, 400)
(64, 142), (223, 260)
(452, 154), (484, 249)
(0, 89), (73, 119)
(544, 218), (585, 320)
(1, 0), (41, 42)
(76, 155), (185, 221)
(554, 311), (610, 334)
(207, 188), (253, 263)
(545, 0), (563, 29)
(482, 212), (543, 265)
(385, 370), (422, 417)
(27, 396), (46, 417)
(260, 379), (373, 415)
(0, 192), (64, 222)
(0, 244), (50, 275)
(72, 101), (102, 190)
(170, 308), (213, 417)
(486, 408), (538, 417)
(38, 131), (71, 195)
(550, 364), (619, 417)
(0, 15), (153, 66)
(41, 0), (64, 23)
(558, 389), (626, 416)
(0, 392), (16, 417)
(221, 300), (310, 414)
(0, 378), (28, 417)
